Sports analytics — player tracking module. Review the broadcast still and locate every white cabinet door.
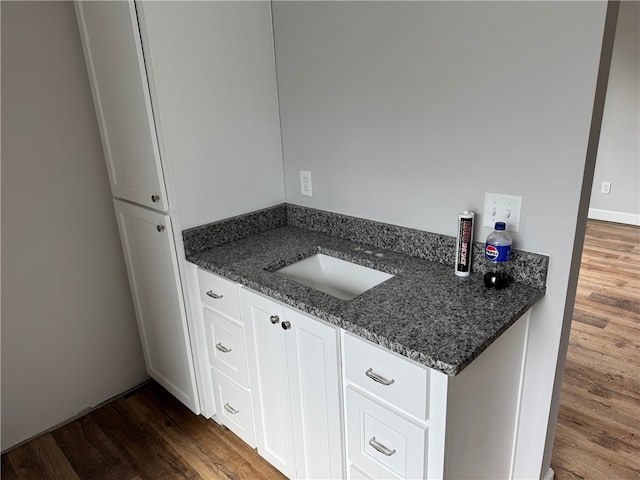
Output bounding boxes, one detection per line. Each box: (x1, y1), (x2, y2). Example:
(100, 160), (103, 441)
(242, 289), (343, 480)
(113, 200), (198, 412)
(243, 291), (296, 478)
(75, 1), (169, 211)
(284, 308), (343, 480)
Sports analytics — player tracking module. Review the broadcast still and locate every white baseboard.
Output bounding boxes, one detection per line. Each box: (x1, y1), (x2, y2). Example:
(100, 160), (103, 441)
(588, 208), (640, 226)
(543, 467), (555, 480)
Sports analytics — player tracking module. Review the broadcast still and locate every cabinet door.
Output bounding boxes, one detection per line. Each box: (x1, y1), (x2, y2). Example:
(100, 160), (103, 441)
(75, 1), (169, 211)
(114, 200), (198, 412)
(284, 308), (343, 480)
(242, 290), (296, 478)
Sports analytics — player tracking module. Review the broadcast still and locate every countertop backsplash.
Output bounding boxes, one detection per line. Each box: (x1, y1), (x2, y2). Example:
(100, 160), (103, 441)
(183, 203), (548, 288)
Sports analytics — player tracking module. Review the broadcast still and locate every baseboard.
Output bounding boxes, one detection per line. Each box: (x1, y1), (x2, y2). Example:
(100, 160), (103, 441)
(543, 467), (555, 480)
(588, 208), (640, 226)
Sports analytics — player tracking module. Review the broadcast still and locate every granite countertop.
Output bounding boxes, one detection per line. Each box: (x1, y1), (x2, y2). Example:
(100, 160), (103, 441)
(184, 205), (547, 376)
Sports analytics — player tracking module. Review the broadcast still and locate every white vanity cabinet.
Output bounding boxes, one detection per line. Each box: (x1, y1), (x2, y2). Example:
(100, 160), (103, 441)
(343, 310), (532, 480)
(196, 269), (256, 446)
(190, 268), (531, 480)
(241, 289), (344, 480)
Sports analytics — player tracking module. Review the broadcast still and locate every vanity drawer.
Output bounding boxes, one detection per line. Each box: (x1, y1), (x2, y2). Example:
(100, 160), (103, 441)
(212, 369), (255, 448)
(346, 387), (426, 480)
(349, 463), (375, 480)
(204, 307), (248, 387)
(343, 332), (429, 421)
(197, 268), (240, 319)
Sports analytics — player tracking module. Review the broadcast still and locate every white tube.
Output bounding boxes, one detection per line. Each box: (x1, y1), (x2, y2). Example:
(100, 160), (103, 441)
(455, 211), (474, 277)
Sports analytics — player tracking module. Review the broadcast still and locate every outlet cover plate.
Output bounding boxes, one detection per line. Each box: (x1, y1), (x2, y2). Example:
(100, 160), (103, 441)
(483, 193), (522, 232)
(300, 170), (312, 197)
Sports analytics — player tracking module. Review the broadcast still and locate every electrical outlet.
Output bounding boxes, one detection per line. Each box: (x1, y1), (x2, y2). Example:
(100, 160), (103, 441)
(300, 170), (312, 197)
(482, 193), (523, 232)
(601, 181), (611, 194)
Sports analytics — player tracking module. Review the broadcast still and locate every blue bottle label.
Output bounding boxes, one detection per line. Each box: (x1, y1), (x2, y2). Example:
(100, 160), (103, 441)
(485, 243), (510, 262)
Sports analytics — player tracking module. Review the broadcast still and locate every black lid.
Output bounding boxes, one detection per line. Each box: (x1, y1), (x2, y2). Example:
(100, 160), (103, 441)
(495, 222), (506, 230)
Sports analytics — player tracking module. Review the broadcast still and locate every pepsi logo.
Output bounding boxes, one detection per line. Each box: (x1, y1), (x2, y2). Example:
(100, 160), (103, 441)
(485, 244), (499, 260)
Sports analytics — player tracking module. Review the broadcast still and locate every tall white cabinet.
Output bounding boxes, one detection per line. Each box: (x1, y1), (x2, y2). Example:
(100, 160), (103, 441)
(76, 0), (199, 412)
(75, 0), (285, 416)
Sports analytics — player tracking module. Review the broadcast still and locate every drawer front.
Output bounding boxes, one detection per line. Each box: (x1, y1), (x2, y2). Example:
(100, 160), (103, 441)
(349, 463), (375, 480)
(343, 332), (429, 420)
(212, 369), (255, 448)
(197, 268), (240, 319)
(346, 387), (426, 480)
(204, 308), (248, 387)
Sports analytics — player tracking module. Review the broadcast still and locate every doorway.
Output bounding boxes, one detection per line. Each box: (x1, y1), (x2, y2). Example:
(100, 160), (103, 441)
(550, 2), (640, 478)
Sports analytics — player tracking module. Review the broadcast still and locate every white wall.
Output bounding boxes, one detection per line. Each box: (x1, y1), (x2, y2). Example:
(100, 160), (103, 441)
(273, 2), (609, 477)
(1, 1), (148, 451)
(589, 0), (640, 226)
(137, 1), (286, 230)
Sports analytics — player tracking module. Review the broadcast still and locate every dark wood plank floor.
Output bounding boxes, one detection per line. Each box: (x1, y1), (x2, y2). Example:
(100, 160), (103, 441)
(3, 219), (638, 479)
(2, 382), (287, 480)
(551, 220), (640, 480)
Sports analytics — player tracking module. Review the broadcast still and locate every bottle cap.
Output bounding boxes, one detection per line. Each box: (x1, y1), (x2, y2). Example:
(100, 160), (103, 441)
(495, 222), (506, 230)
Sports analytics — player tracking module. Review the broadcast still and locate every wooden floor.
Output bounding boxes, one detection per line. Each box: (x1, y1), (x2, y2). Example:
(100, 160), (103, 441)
(2, 220), (638, 480)
(550, 220), (640, 480)
(1, 381), (287, 480)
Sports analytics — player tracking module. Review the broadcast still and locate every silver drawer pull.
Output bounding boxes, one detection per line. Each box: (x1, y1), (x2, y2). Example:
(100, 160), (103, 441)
(206, 290), (224, 299)
(224, 403), (239, 415)
(368, 436), (396, 456)
(215, 343), (232, 353)
(365, 368), (395, 386)
(270, 315), (280, 324)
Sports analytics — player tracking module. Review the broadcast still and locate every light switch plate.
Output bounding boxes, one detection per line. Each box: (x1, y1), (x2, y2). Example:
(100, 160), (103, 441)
(483, 193), (522, 232)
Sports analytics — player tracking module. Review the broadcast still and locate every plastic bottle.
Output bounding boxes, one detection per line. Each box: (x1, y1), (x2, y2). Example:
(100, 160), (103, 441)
(484, 221), (512, 289)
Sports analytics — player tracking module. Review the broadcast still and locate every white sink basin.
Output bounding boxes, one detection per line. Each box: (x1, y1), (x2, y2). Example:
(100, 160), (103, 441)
(275, 253), (394, 300)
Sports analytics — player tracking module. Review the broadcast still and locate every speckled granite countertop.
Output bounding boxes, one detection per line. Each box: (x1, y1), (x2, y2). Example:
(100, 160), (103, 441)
(184, 205), (547, 375)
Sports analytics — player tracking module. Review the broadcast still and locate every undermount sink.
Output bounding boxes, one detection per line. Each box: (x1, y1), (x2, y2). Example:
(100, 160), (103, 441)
(274, 253), (394, 300)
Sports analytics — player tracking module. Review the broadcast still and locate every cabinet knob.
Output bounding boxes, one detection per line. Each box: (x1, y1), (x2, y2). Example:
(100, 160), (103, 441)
(270, 315), (280, 324)
(281, 321), (291, 330)
(151, 194), (160, 203)
(156, 225), (165, 232)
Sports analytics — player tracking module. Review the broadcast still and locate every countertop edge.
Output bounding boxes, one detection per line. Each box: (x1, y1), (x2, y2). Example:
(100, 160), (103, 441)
(187, 252), (545, 376)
